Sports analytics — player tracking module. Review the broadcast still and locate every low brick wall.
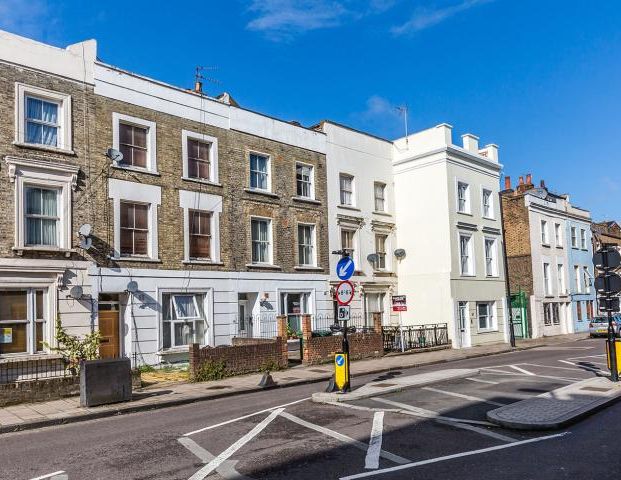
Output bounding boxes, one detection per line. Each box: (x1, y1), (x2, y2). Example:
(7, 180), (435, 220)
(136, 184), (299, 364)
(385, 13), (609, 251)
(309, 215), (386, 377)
(0, 376), (80, 407)
(189, 316), (289, 380)
(301, 313), (384, 365)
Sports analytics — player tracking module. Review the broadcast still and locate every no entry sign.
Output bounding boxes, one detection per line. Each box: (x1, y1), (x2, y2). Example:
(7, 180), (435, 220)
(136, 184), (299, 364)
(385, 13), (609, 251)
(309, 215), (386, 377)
(336, 281), (355, 305)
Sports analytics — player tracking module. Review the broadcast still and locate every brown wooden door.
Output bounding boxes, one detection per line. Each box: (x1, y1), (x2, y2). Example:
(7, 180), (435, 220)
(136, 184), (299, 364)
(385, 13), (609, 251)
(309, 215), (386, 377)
(99, 310), (120, 358)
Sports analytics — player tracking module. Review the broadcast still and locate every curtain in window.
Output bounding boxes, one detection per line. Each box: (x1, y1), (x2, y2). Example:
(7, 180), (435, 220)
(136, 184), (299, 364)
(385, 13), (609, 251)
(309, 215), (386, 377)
(25, 188), (58, 246)
(26, 97), (58, 146)
(174, 295), (198, 318)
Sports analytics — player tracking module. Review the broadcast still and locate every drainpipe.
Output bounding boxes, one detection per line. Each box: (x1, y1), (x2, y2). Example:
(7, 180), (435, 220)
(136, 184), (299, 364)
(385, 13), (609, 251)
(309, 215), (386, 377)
(498, 192), (516, 347)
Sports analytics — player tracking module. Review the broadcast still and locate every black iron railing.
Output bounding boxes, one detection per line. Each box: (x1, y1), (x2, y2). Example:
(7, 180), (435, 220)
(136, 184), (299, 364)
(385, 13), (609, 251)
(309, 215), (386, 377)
(0, 356), (70, 384)
(382, 324), (449, 352)
(311, 313), (375, 337)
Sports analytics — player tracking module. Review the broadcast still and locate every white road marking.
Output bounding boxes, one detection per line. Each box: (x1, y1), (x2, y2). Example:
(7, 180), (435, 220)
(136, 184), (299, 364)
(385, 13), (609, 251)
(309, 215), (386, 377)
(483, 367), (580, 382)
(465, 377), (499, 385)
(370, 398), (496, 426)
(339, 432), (570, 479)
(567, 354), (605, 360)
(183, 397), (308, 436)
(509, 365), (536, 376)
(365, 412), (384, 470)
(29, 473), (67, 480)
(434, 419), (517, 443)
(178, 438), (249, 480)
(280, 411), (409, 465)
(188, 408), (284, 480)
(480, 368), (522, 375)
(558, 359), (601, 372)
(422, 387), (507, 407)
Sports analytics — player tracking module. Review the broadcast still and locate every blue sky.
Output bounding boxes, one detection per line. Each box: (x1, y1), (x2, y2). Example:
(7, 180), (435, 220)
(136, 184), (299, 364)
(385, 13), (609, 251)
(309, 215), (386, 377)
(1, 0), (620, 220)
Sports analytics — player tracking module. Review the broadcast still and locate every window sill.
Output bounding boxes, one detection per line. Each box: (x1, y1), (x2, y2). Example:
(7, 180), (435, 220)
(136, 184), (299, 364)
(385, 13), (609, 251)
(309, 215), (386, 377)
(338, 204), (361, 212)
(541, 243), (551, 248)
(246, 263), (282, 270)
(374, 271), (396, 277)
(477, 329), (499, 335)
(556, 246), (564, 249)
(160, 348), (193, 356)
(294, 266), (323, 271)
(244, 188), (280, 199)
(182, 177), (223, 187)
(460, 274), (476, 278)
(457, 211), (473, 216)
(373, 211), (392, 217)
(485, 274), (500, 279)
(182, 260), (224, 266)
(291, 196), (321, 205)
(13, 246), (76, 257)
(112, 165), (161, 177)
(482, 216), (496, 221)
(12, 141), (75, 156)
(113, 256), (162, 263)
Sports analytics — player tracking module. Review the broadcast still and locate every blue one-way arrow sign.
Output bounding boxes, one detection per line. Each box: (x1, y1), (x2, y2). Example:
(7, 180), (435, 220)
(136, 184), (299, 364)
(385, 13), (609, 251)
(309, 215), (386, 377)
(336, 257), (355, 280)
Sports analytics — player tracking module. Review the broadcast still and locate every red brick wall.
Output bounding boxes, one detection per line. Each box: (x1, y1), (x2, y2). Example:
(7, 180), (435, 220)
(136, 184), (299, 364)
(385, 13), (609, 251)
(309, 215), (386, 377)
(301, 314), (384, 365)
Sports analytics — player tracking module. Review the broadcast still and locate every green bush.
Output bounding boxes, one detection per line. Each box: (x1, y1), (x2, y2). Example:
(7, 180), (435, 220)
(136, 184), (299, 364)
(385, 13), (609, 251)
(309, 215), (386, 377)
(192, 360), (227, 382)
(44, 317), (101, 375)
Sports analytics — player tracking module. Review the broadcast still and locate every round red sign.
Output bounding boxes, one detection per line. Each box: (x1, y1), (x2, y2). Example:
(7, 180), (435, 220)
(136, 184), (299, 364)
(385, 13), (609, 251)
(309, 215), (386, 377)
(336, 281), (355, 305)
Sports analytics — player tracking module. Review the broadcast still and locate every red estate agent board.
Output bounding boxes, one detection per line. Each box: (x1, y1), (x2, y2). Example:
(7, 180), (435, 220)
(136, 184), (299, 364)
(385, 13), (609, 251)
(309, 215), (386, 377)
(392, 295), (407, 312)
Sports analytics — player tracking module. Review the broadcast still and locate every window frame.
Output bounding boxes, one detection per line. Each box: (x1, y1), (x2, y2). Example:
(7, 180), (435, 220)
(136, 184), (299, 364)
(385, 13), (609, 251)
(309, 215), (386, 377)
(179, 189), (222, 264)
(119, 201), (150, 257)
(112, 112), (157, 173)
(541, 220), (550, 245)
(476, 301), (496, 332)
(459, 233), (474, 276)
(295, 162), (315, 199)
(339, 173), (355, 206)
(250, 216), (273, 265)
(24, 186), (61, 248)
(375, 233), (388, 271)
(571, 226), (578, 248)
(456, 181), (471, 214)
(543, 262), (552, 296)
(249, 152), (272, 192)
(189, 210), (212, 260)
(182, 130), (219, 184)
(583, 266), (591, 293)
(483, 237), (498, 277)
(374, 182), (387, 212)
(574, 265), (581, 293)
(557, 263), (566, 295)
(297, 223), (316, 266)
(554, 223), (563, 248)
(580, 229), (587, 249)
(0, 289), (47, 356)
(481, 188), (494, 219)
(160, 291), (210, 350)
(15, 83), (72, 152)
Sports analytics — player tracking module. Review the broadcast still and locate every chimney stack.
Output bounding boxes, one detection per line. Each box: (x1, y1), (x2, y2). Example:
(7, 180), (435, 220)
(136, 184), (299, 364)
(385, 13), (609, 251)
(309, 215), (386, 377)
(518, 176), (524, 186)
(526, 173), (532, 185)
(504, 176), (511, 190)
(461, 133), (479, 153)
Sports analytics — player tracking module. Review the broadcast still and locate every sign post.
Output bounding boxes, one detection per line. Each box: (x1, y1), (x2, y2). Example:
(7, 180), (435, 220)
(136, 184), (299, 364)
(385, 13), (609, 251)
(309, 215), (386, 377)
(392, 295), (407, 352)
(594, 245), (621, 382)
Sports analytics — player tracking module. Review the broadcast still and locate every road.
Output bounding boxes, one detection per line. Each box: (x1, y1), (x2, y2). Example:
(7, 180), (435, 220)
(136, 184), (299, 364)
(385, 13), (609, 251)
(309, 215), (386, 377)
(2, 337), (621, 480)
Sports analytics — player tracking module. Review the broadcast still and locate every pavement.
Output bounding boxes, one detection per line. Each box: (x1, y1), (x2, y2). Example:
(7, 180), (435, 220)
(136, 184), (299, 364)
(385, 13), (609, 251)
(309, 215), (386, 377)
(0, 332), (588, 433)
(2, 336), (620, 480)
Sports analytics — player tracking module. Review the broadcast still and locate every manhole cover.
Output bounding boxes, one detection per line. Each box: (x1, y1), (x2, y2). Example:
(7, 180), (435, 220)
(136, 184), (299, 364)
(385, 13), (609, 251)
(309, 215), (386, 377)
(205, 385), (231, 390)
(310, 369), (328, 373)
(373, 383), (398, 388)
(581, 386), (612, 392)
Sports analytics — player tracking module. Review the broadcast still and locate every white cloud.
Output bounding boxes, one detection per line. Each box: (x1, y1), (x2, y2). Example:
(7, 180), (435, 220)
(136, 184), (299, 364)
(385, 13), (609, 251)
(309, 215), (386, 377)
(0, 0), (53, 39)
(353, 95), (406, 137)
(391, 0), (492, 35)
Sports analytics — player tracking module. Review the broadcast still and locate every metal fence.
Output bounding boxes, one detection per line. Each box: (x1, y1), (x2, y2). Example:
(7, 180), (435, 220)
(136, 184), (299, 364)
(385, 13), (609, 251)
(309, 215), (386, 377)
(0, 356), (70, 384)
(231, 313), (279, 340)
(312, 313), (376, 337)
(382, 323), (449, 352)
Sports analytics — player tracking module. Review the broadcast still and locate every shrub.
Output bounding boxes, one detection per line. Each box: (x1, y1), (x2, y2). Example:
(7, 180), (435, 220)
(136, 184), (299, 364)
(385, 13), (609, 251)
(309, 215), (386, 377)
(192, 360), (227, 382)
(44, 317), (101, 375)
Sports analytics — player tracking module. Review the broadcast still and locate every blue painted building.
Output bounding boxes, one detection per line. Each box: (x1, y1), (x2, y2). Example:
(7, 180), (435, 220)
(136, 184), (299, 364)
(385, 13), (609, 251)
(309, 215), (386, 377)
(566, 208), (596, 332)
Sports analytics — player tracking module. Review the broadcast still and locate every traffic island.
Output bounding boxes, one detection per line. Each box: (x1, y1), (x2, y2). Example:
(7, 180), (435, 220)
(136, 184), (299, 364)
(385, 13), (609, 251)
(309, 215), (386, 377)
(312, 368), (479, 403)
(486, 376), (621, 430)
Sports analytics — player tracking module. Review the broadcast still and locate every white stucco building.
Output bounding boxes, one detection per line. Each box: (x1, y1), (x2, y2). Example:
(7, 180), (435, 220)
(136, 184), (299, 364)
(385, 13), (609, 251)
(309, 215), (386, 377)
(392, 124), (509, 348)
(316, 121), (399, 326)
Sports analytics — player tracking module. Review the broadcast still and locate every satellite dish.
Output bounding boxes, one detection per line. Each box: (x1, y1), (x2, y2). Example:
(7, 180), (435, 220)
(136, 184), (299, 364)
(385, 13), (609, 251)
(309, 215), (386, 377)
(69, 285), (83, 300)
(79, 237), (92, 250)
(394, 248), (406, 259)
(367, 253), (379, 264)
(78, 223), (92, 237)
(126, 281), (139, 294)
(106, 148), (124, 166)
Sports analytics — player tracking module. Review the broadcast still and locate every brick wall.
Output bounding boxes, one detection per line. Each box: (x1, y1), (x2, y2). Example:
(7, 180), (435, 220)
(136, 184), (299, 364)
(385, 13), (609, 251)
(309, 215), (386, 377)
(0, 377), (80, 407)
(301, 314), (384, 365)
(189, 316), (288, 378)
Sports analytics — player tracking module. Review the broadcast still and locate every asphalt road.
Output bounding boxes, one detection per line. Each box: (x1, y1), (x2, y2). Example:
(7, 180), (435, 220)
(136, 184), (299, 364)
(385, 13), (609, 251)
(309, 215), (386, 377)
(2, 337), (621, 480)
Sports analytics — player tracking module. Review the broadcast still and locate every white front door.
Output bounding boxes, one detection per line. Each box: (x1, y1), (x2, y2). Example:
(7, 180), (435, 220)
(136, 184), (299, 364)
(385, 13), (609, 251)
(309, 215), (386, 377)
(457, 301), (471, 348)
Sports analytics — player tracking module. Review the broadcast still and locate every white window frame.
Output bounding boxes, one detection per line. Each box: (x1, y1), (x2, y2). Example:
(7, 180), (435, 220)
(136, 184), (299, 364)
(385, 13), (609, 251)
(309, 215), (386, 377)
(481, 188), (494, 219)
(554, 223), (563, 248)
(583, 266), (591, 293)
(483, 237), (498, 277)
(476, 301), (496, 332)
(112, 112), (158, 173)
(249, 152), (272, 192)
(541, 220), (549, 245)
(5, 157), (78, 253)
(181, 129), (219, 184)
(456, 181), (471, 214)
(374, 233), (389, 271)
(543, 262), (551, 295)
(108, 178), (161, 260)
(297, 223), (316, 267)
(339, 173), (355, 206)
(557, 263), (566, 295)
(179, 190), (222, 264)
(374, 182), (387, 212)
(580, 229), (587, 249)
(459, 233), (474, 276)
(571, 226), (578, 248)
(15, 83), (72, 152)
(0, 288), (48, 356)
(159, 289), (211, 350)
(295, 162), (315, 199)
(250, 216), (273, 265)
(574, 265), (581, 293)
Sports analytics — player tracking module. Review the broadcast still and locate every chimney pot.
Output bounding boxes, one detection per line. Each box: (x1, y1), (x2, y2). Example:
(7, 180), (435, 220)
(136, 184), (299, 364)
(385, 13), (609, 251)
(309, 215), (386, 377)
(526, 174), (532, 185)
(504, 176), (511, 190)
(194, 80), (203, 93)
